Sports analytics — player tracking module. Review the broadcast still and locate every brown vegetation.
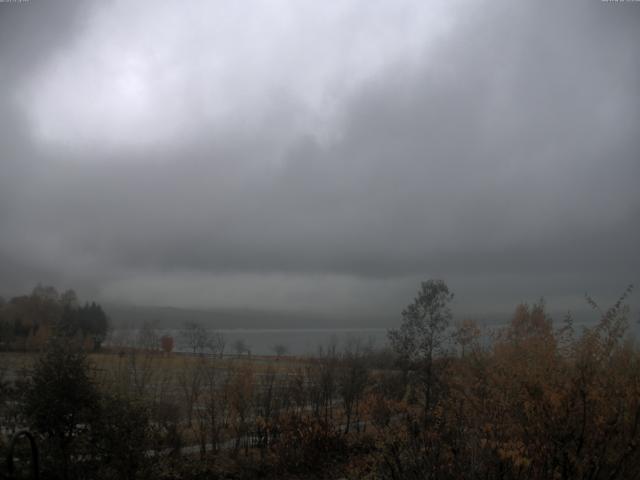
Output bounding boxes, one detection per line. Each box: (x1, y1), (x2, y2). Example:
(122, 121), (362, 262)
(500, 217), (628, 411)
(1, 282), (639, 479)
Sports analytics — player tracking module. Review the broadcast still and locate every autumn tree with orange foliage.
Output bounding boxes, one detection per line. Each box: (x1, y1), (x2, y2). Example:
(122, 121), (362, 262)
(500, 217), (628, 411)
(160, 335), (174, 354)
(373, 283), (640, 480)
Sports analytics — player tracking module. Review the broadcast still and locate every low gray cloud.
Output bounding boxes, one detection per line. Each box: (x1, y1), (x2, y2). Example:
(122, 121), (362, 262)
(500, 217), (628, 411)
(0, 0), (638, 321)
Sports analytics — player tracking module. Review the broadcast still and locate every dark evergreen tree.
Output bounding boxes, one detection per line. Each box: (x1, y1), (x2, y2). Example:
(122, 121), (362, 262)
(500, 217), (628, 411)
(21, 337), (99, 479)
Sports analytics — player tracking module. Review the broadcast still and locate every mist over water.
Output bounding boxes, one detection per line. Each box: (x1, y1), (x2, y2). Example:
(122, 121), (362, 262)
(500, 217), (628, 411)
(110, 328), (387, 356)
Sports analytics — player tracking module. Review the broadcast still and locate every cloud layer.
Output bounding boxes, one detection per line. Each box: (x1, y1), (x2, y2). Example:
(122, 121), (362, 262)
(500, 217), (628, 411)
(1, 0), (638, 321)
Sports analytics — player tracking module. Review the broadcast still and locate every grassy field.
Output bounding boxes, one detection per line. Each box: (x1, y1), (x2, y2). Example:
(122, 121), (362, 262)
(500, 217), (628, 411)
(1, 349), (308, 373)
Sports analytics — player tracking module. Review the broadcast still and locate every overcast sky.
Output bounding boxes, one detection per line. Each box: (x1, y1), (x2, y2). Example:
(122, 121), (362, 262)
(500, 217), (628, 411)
(0, 0), (638, 323)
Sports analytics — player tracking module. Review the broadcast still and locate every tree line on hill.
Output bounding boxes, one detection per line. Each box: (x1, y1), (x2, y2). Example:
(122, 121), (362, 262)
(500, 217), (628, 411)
(0, 284), (109, 351)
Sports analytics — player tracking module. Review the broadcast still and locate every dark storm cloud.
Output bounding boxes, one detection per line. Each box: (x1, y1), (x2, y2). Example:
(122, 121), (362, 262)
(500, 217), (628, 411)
(0, 0), (638, 317)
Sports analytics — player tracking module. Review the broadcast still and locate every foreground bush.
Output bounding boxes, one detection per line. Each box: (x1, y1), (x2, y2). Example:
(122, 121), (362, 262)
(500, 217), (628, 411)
(19, 337), (155, 480)
(369, 288), (640, 480)
(269, 414), (348, 475)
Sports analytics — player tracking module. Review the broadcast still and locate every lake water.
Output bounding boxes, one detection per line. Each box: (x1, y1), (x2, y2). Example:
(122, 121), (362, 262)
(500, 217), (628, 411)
(111, 328), (390, 356)
(112, 318), (638, 356)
